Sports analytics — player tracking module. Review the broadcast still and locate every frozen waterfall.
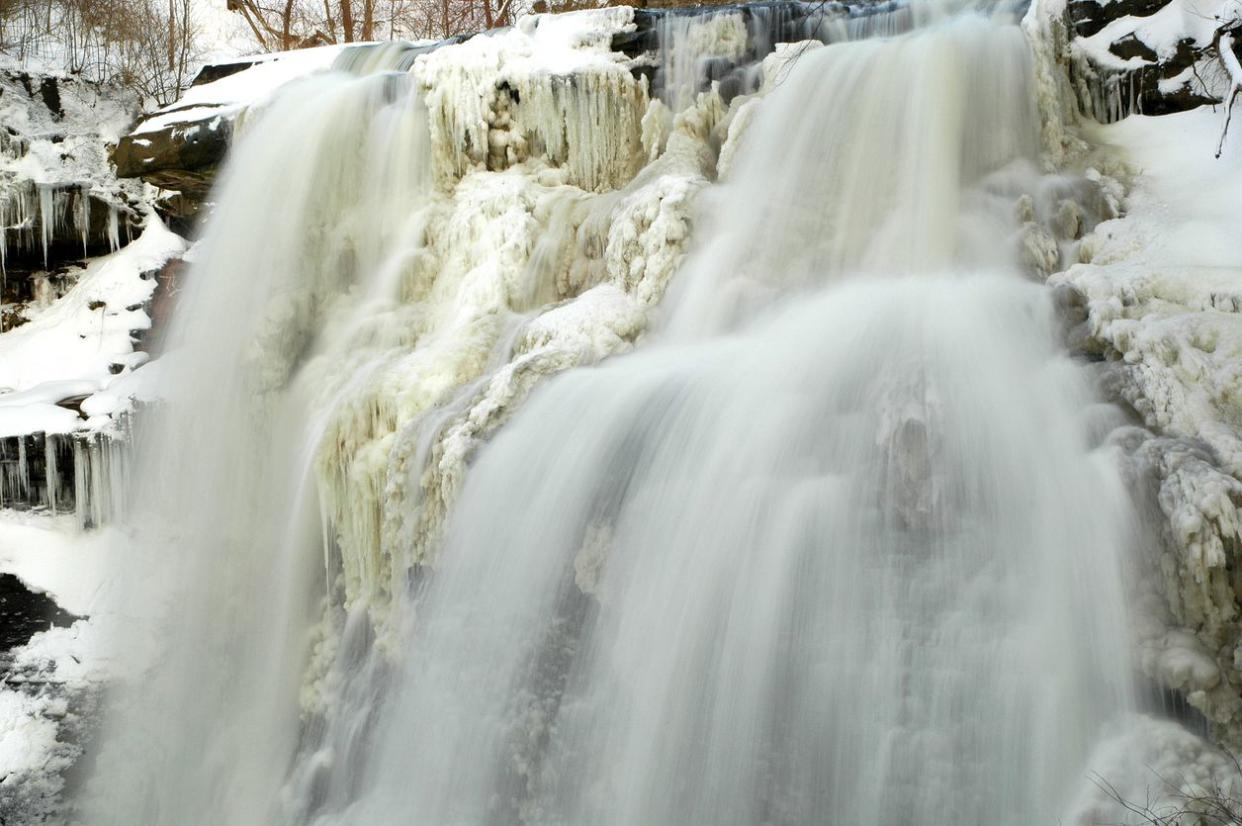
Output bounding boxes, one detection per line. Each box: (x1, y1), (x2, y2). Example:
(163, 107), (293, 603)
(81, 5), (1143, 826)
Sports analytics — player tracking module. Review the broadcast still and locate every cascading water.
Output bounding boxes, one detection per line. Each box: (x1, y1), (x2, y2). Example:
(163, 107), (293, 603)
(81, 67), (434, 825)
(83, 5), (1145, 826)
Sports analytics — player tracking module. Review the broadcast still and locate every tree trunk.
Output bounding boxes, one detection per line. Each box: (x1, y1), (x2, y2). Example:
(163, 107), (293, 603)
(282, 0), (295, 47)
(340, 0), (354, 42)
(168, 0), (176, 70)
(361, 0), (374, 40)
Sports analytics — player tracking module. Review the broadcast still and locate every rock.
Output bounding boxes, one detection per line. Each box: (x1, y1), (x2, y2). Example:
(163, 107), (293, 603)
(111, 114), (232, 197)
(189, 57), (268, 86)
(1071, 32), (1220, 120)
(1110, 32), (1159, 62)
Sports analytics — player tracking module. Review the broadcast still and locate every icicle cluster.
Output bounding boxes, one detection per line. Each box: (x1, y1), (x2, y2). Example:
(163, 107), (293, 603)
(418, 10), (649, 192)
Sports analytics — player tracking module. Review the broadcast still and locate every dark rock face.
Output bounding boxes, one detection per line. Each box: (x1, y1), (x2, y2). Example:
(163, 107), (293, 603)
(1110, 32), (1159, 61)
(140, 256), (188, 354)
(38, 76), (63, 117)
(190, 57), (267, 86)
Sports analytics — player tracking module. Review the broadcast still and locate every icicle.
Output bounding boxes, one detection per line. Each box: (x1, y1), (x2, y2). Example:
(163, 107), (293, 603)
(0, 440), (8, 509)
(108, 204), (120, 253)
(17, 436), (28, 500)
(45, 433), (58, 515)
(79, 185), (91, 257)
(38, 183), (53, 267)
(1, 201), (7, 278)
(74, 436), (89, 529)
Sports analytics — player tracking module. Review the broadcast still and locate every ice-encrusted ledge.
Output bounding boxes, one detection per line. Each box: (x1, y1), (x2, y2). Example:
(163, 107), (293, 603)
(1053, 108), (1242, 748)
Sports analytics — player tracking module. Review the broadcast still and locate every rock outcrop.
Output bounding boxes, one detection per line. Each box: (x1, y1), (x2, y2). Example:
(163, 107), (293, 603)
(1065, 0), (1238, 120)
(0, 71), (145, 291)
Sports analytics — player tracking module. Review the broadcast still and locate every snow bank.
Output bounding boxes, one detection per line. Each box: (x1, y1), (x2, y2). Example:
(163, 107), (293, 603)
(0, 510), (122, 615)
(0, 219), (185, 436)
(133, 45), (347, 136)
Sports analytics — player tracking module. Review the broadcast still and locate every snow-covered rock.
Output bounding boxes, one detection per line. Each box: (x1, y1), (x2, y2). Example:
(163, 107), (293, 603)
(1065, 0), (1240, 120)
(110, 45), (347, 206)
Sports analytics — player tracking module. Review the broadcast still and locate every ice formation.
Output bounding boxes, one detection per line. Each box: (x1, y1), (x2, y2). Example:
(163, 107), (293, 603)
(0, 70), (144, 277)
(418, 9), (650, 192)
(1049, 106), (1242, 746)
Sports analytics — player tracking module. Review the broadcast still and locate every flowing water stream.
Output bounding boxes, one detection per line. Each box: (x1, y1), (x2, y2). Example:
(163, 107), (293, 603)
(82, 5), (1142, 825)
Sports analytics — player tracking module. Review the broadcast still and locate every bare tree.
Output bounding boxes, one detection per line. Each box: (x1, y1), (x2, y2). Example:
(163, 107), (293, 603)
(1214, 17), (1242, 157)
(0, 0), (204, 105)
(341, 0), (354, 41)
(219, 0), (527, 51)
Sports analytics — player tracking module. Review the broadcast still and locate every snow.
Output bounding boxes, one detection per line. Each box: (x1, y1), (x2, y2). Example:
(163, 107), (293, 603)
(0, 511), (118, 616)
(1220, 32), (1242, 86)
(0, 219), (185, 435)
(194, 1), (256, 65)
(0, 72), (139, 177)
(132, 108), (229, 136)
(1058, 109), (1242, 466)
(1078, 0), (1226, 68)
(0, 688), (64, 789)
(132, 45), (347, 136)
(1068, 714), (1242, 824)
(0, 510), (126, 817)
(0, 402), (83, 439)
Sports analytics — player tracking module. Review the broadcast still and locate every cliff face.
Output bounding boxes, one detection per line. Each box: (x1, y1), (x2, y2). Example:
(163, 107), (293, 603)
(0, 70), (146, 292)
(0, 66), (185, 520)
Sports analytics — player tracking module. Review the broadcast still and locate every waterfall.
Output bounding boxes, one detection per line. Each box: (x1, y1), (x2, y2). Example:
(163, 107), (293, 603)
(82, 6), (1142, 826)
